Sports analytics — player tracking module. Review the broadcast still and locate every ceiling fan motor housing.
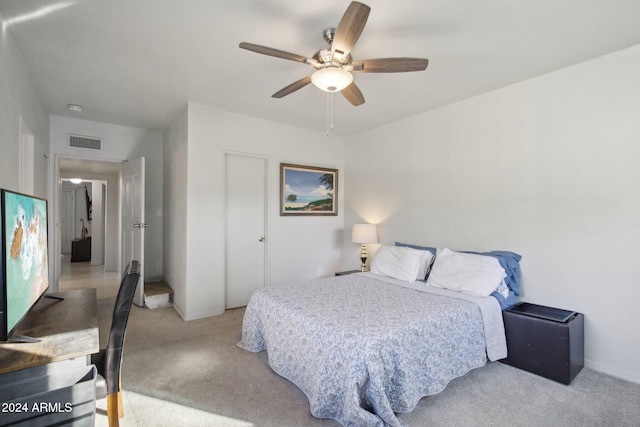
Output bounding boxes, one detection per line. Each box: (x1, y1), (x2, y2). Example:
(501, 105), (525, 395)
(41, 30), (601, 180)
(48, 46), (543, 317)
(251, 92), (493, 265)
(315, 28), (353, 66)
(313, 48), (352, 67)
(322, 28), (336, 45)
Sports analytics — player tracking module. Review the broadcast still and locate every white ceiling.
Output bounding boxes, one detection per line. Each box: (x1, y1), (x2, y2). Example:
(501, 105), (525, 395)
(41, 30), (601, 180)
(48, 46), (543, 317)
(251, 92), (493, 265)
(2, 0), (640, 137)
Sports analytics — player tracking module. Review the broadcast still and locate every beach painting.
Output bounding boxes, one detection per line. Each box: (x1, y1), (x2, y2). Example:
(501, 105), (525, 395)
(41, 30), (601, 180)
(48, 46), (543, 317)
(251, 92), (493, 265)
(280, 163), (338, 216)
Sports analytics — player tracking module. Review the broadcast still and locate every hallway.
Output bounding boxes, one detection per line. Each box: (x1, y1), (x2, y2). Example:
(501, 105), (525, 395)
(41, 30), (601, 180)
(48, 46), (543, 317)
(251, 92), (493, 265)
(58, 254), (121, 299)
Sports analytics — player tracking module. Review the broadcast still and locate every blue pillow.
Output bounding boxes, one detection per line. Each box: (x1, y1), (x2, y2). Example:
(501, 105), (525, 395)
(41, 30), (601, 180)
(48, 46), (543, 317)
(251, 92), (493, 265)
(395, 242), (522, 296)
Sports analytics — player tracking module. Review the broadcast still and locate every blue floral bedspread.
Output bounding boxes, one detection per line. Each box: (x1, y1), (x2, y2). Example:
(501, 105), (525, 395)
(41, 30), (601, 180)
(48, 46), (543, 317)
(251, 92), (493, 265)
(238, 274), (491, 427)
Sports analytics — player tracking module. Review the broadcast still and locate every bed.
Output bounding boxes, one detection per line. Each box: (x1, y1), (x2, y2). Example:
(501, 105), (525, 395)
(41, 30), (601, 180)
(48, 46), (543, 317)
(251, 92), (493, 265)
(238, 246), (522, 427)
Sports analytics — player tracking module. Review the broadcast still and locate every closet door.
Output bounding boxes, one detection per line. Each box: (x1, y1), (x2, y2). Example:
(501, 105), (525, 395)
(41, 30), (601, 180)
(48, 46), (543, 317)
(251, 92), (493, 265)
(224, 153), (268, 308)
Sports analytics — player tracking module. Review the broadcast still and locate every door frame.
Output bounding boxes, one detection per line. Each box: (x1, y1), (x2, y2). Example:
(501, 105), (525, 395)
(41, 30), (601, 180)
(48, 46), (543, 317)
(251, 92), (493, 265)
(51, 154), (123, 292)
(222, 150), (271, 306)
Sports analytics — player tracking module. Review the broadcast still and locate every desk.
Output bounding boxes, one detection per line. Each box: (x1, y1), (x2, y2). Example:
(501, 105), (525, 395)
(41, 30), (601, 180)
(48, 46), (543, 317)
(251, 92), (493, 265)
(0, 289), (99, 426)
(0, 288), (99, 374)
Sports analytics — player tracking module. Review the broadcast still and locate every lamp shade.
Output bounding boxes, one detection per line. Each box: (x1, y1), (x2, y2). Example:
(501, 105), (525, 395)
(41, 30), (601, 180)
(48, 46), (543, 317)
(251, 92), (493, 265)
(311, 65), (353, 92)
(351, 224), (378, 244)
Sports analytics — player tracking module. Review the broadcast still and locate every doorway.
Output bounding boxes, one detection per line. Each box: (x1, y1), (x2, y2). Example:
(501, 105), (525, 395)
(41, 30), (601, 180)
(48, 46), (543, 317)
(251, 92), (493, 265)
(224, 152), (269, 309)
(56, 158), (121, 298)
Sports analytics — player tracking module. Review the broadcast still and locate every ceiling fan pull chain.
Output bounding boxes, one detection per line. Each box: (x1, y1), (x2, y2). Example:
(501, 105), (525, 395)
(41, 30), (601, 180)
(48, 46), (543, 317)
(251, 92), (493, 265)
(326, 92), (329, 135)
(326, 92), (335, 136)
(330, 92), (335, 131)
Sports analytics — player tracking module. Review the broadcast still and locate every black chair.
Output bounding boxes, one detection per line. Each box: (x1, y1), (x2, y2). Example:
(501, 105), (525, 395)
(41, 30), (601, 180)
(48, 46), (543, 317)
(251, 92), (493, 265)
(93, 260), (140, 427)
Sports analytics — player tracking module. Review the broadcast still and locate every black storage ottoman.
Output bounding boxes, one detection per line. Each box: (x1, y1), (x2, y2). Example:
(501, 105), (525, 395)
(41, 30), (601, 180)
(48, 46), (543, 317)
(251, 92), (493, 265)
(502, 302), (584, 385)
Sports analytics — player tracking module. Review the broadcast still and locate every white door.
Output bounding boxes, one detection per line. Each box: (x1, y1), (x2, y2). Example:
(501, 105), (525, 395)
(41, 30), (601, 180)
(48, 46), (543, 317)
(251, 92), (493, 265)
(225, 153), (267, 309)
(122, 157), (146, 306)
(60, 190), (75, 254)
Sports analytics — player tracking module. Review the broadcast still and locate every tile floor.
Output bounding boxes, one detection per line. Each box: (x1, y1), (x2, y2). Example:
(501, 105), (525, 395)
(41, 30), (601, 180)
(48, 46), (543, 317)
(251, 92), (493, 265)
(58, 253), (121, 299)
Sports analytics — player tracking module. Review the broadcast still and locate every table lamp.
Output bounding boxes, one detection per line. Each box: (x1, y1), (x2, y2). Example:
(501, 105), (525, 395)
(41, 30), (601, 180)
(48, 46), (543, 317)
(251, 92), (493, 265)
(351, 224), (378, 272)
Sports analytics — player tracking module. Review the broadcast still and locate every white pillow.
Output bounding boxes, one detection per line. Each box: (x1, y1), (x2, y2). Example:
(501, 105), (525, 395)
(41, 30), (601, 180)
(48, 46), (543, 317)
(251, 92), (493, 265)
(370, 246), (435, 283)
(415, 249), (435, 281)
(426, 248), (506, 297)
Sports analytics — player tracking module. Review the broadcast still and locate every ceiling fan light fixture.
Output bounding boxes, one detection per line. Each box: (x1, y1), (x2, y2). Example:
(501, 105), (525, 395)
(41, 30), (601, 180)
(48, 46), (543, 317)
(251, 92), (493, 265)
(311, 65), (353, 92)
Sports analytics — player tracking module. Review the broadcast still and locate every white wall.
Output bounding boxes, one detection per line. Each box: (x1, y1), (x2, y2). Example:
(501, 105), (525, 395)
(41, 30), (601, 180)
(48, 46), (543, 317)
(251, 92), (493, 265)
(164, 103), (345, 320)
(90, 182), (105, 266)
(0, 16), (51, 286)
(163, 107), (188, 317)
(73, 182), (92, 238)
(49, 116), (164, 282)
(344, 45), (640, 383)
(0, 17), (49, 197)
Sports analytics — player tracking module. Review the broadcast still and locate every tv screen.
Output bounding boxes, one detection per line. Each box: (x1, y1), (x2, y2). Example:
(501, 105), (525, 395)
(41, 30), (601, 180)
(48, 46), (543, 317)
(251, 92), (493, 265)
(0, 189), (50, 342)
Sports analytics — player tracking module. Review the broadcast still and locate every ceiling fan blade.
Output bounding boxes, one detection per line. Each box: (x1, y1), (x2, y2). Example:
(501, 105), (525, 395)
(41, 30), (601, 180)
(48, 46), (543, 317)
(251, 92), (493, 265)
(351, 58), (429, 73)
(272, 76), (313, 98)
(341, 82), (365, 106)
(239, 42), (309, 64)
(331, 1), (371, 60)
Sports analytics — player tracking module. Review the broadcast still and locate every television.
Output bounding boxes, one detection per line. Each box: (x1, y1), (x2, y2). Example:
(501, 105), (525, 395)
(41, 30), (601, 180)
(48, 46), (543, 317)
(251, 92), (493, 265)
(0, 189), (50, 342)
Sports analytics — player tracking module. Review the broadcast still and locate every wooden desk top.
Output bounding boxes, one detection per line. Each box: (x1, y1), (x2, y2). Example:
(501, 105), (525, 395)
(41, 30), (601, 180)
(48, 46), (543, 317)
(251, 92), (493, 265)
(0, 288), (99, 375)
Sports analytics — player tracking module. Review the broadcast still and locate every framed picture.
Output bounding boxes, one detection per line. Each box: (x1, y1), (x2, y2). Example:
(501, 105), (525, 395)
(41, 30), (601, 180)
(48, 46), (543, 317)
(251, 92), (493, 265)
(280, 163), (338, 216)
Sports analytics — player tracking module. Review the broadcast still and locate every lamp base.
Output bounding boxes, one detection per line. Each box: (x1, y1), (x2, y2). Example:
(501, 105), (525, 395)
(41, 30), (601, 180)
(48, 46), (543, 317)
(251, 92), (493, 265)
(359, 244), (368, 272)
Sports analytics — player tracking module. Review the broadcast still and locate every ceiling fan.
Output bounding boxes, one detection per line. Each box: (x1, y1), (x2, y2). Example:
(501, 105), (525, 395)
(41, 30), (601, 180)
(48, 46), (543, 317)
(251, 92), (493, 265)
(239, 1), (429, 106)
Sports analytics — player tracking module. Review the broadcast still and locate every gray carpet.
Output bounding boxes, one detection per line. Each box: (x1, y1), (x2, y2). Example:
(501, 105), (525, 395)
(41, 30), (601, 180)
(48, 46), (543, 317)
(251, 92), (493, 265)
(96, 298), (640, 427)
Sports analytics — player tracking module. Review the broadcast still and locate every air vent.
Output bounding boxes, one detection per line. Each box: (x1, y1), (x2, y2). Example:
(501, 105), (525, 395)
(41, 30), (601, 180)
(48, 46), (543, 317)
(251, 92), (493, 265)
(68, 134), (102, 150)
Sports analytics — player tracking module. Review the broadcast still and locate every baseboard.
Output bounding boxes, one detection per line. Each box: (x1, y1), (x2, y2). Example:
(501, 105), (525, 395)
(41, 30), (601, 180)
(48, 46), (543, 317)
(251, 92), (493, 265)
(172, 303), (186, 320)
(585, 358), (640, 384)
(171, 303), (223, 321)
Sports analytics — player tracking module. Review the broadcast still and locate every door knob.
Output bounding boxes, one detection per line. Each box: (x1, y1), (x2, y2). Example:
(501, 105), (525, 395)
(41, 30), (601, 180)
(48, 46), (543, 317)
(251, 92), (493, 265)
(258, 236), (265, 242)
(134, 223), (149, 228)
